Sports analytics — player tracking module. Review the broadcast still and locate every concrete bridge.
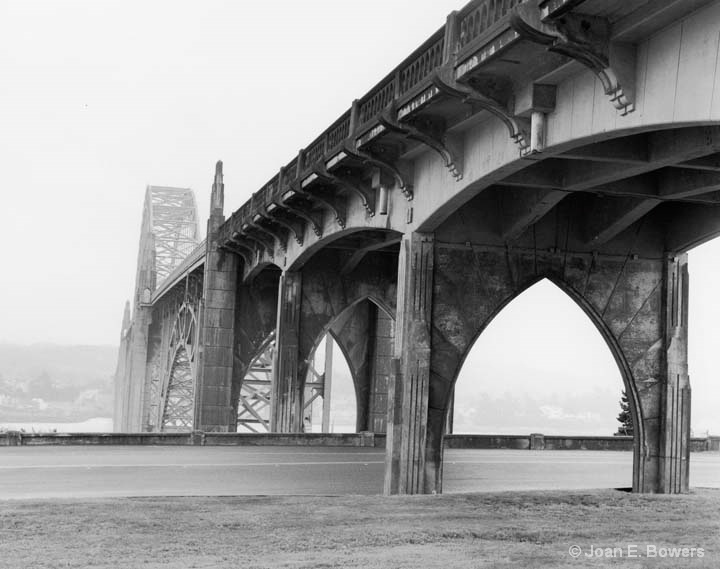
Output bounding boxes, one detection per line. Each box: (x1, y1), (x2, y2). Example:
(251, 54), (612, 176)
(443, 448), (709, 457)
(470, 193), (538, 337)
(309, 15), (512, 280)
(115, 0), (720, 495)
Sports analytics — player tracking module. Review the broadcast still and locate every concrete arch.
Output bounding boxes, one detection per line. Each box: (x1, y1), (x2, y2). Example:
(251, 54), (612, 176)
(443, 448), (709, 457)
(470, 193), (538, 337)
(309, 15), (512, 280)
(244, 261), (283, 283)
(298, 250), (398, 370)
(417, 122), (720, 234)
(303, 296), (396, 433)
(427, 237), (672, 493)
(287, 227), (403, 272)
(446, 276), (645, 490)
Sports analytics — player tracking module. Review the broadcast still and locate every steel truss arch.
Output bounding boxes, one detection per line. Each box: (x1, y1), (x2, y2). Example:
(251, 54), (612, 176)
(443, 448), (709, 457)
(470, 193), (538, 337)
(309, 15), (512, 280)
(159, 300), (199, 431)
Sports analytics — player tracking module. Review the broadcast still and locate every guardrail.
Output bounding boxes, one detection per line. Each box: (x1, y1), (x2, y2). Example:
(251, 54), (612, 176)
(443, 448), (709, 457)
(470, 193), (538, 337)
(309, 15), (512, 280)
(2, 432), (718, 451)
(217, 0), (529, 243)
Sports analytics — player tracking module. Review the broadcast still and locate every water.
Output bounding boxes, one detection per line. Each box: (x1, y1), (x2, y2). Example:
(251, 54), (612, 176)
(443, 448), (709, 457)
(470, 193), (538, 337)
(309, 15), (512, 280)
(0, 417), (113, 433)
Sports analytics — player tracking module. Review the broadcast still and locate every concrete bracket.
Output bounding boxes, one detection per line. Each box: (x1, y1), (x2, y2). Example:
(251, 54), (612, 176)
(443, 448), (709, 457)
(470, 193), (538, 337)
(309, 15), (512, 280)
(278, 192), (325, 236)
(243, 221), (283, 254)
(249, 217), (288, 253)
(432, 64), (530, 153)
(291, 180), (346, 231)
(228, 233), (260, 266)
(233, 229), (274, 260)
(312, 162), (375, 216)
(511, 4), (635, 115)
(343, 140), (414, 201)
(379, 102), (463, 181)
(263, 207), (304, 246)
(220, 243), (251, 268)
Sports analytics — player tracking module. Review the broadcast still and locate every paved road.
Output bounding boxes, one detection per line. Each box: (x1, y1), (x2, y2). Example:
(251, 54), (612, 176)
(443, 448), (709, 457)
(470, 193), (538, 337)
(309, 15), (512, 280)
(0, 447), (717, 499)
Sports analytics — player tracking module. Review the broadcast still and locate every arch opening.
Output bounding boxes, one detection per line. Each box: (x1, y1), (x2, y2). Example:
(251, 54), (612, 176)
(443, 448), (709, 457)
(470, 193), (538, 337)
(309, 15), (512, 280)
(687, 239), (720, 446)
(302, 334), (356, 433)
(448, 278), (637, 490)
(302, 297), (395, 434)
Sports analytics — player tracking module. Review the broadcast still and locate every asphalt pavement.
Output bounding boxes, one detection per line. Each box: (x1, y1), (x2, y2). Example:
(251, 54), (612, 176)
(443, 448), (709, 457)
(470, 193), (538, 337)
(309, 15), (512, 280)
(0, 446), (717, 499)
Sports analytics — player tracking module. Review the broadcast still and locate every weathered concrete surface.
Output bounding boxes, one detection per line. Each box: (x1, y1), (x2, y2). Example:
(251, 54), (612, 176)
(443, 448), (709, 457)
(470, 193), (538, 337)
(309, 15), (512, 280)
(270, 246), (398, 433)
(328, 299), (395, 433)
(422, 205), (686, 493)
(195, 164), (238, 432)
(385, 233), (435, 495)
(271, 271), (303, 432)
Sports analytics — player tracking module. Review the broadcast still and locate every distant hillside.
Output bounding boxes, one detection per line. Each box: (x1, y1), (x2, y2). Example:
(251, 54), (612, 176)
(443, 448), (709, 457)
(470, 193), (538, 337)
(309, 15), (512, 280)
(0, 343), (117, 424)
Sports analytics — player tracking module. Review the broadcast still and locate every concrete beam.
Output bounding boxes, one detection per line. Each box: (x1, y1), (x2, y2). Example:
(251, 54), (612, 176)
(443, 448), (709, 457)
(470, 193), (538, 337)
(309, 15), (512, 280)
(340, 235), (402, 275)
(497, 187), (567, 242)
(657, 168), (720, 199)
(559, 134), (649, 164)
(664, 202), (720, 253)
(504, 127), (720, 194)
(675, 152), (720, 172)
(583, 196), (660, 246)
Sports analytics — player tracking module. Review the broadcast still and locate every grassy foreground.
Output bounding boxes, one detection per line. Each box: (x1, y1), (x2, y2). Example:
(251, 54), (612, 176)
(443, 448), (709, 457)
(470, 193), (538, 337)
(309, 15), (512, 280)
(1, 489), (718, 568)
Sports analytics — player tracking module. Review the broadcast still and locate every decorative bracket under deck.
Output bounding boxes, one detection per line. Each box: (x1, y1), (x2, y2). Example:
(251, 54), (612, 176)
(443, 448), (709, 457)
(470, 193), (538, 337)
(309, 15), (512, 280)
(343, 140), (414, 201)
(379, 103), (463, 181)
(433, 64), (530, 153)
(245, 220), (286, 253)
(252, 213), (295, 250)
(293, 181), (346, 230)
(312, 163), (375, 216)
(279, 188), (325, 236)
(223, 238), (253, 266)
(263, 207), (304, 246)
(234, 229), (274, 259)
(511, 2), (635, 115)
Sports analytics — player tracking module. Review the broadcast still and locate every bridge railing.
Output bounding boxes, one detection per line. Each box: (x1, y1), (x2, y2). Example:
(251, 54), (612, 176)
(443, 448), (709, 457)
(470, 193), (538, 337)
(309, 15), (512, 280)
(219, 0), (526, 244)
(151, 237), (207, 303)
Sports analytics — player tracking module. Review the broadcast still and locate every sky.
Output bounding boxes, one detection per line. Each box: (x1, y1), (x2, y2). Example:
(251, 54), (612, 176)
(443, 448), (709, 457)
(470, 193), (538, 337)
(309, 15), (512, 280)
(0, 1), (718, 435)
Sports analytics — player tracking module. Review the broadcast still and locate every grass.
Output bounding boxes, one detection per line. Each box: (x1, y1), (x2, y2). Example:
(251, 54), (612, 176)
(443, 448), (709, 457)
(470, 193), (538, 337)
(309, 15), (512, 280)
(1, 489), (718, 568)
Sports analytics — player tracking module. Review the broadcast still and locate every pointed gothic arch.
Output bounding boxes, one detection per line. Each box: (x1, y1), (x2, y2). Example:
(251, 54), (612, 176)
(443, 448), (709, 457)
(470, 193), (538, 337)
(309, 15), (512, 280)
(446, 276), (644, 489)
(302, 296), (396, 433)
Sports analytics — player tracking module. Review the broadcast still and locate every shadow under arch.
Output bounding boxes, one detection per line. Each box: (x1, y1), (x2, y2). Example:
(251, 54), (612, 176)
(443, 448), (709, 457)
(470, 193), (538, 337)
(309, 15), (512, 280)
(287, 227), (403, 272)
(445, 275), (645, 491)
(243, 260), (282, 284)
(418, 122), (720, 234)
(302, 295), (396, 433)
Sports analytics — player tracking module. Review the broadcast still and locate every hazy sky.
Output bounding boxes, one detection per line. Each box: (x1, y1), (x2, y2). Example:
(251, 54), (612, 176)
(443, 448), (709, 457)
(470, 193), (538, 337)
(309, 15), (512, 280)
(1, 1), (718, 434)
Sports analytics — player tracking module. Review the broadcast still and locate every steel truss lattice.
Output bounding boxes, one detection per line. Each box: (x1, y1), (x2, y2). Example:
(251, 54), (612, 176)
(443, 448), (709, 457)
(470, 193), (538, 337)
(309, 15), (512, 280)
(236, 336), (275, 433)
(160, 300), (198, 431)
(139, 186), (200, 289)
(236, 334), (334, 433)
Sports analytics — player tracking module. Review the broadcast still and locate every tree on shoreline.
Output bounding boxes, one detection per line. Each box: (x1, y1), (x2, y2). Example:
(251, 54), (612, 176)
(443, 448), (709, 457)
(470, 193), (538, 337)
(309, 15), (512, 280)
(615, 389), (633, 436)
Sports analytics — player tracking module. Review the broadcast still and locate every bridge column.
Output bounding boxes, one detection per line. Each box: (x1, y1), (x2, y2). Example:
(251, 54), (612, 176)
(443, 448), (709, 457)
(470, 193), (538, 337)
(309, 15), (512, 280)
(385, 232), (434, 495)
(271, 271), (303, 432)
(194, 162), (238, 432)
(660, 254), (691, 493)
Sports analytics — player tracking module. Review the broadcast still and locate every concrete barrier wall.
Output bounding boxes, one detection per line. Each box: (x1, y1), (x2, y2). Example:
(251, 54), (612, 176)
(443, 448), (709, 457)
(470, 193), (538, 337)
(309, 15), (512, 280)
(0, 431), (716, 451)
(0, 431), (386, 448)
(203, 432), (386, 447)
(0, 432), (193, 446)
(443, 434), (531, 450)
